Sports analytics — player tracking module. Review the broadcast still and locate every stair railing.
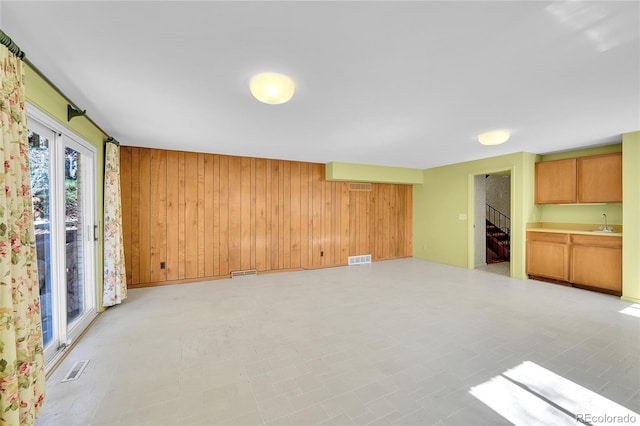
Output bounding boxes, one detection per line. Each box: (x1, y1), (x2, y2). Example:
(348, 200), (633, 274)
(486, 204), (510, 235)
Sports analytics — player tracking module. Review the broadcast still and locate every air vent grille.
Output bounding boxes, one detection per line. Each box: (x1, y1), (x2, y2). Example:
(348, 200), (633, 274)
(231, 269), (257, 278)
(62, 360), (89, 382)
(349, 182), (372, 191)
(348, 254), (372, 265)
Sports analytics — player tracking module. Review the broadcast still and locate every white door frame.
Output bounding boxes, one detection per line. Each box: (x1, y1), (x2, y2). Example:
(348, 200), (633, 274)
(467, 167), (514, 277)
(27, 103), (98, 370)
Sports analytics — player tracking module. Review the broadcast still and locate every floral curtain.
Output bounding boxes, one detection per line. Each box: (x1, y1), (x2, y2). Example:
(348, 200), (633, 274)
(103, 139), (127, 307)
(0, 45), (46, 424)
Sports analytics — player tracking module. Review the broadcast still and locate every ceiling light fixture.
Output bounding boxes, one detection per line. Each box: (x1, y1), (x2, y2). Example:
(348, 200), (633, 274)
(249, 72), (295, 104)
(478, 130), (510, 146)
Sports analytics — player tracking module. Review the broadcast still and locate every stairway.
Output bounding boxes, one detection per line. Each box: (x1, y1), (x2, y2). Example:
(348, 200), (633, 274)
(486, 204), (510, 264)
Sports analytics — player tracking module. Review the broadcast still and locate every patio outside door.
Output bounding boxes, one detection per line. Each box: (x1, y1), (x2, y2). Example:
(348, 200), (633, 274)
(27, 109), (97, 370)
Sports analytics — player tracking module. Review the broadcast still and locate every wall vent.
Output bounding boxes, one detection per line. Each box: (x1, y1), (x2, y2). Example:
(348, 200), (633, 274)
(349, 182), (372, 191)
(62, 360), (89, 382)
(230, 269), (257, 278)
(348, 254), (372, 266)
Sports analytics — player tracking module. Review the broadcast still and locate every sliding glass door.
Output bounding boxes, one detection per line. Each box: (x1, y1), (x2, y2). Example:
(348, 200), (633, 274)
(28, 119), (56, 353)
(27, 107), (97, 369)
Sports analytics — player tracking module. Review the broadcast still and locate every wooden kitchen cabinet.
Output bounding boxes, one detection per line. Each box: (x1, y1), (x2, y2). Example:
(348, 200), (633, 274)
(535, 152), (622, 204)
(535, 158), (577, 204)
(577, 152), (622, 203)
(526, 232), (570, 281)
(527, 231), (622, 296)
(570, 234), (622, 295)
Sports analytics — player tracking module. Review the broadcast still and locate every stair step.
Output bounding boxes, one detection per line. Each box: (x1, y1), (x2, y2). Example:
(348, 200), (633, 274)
(486, 215), (511, 262)
(486, 236), (510, 262)
(487, 234), (509, 240)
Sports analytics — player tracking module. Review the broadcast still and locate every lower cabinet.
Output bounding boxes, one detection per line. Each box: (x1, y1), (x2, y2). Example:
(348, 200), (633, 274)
(526, 232), (570, 281)
(526, 231), (622, 295)
(570, 235), (622, 293)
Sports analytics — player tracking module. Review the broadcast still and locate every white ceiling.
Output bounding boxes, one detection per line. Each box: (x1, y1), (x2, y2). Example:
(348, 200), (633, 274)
(2, 1), (639, 168)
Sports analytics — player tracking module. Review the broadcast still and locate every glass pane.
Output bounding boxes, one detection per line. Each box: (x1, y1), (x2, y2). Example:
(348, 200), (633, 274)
(65, 147), (85, 325)
(28, 130), (53, 347)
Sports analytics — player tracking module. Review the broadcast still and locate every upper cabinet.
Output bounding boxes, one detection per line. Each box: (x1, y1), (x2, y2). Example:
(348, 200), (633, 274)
(577, 153), (622, 203)
(535, 158), (577, 204)
(535, 152), (622, 204)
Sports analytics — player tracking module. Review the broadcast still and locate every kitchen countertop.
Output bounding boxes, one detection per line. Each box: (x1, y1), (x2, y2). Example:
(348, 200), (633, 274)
(527, 223), (622, 237)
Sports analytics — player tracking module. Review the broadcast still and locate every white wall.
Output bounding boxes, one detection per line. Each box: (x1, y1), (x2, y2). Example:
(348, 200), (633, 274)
(486, 175), (511, 217)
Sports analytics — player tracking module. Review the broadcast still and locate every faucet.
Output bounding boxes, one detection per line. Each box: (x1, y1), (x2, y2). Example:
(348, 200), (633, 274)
(601, 213), (611, 231)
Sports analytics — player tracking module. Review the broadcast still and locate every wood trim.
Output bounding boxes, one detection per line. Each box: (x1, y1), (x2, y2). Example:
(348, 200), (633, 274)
(138, 149), (151, 284)
(120, 147), (132, 283)
(149, 149), (167, 283)
(166, 150), (180, 281)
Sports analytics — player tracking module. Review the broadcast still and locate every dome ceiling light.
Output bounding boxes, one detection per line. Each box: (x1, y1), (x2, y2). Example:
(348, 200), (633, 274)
(249, 72), (296, 105)
(478, 130), (510, 146)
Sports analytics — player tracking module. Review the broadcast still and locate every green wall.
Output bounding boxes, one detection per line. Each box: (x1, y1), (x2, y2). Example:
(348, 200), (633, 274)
(538, 143), (623, 225)
(413, 152), (540, 279)
(540, 204), (622, 225)
(410, 136), (638, 301)
(326, 161), (423, 184)
(622, 131), (640, 303)
(25, 65), (108, 311)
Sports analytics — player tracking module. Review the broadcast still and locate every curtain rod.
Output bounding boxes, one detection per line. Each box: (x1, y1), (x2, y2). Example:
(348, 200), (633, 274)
(0, 29), (25, 59)
(1, 29), (111, 140)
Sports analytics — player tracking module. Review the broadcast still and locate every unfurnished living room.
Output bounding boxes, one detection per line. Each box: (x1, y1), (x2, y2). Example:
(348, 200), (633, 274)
(0, 1), (639, 425)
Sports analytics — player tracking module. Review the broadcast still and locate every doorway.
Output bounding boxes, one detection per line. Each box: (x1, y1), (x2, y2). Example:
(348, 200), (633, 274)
(27, 106), (98, 370)
(473, 172), (511, 277)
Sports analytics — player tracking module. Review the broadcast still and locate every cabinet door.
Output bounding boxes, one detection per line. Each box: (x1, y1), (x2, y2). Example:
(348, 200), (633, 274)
(577, 153), (622, 203)
(570, 235), (622, 294)
(526, 233), (570, 281)
(535, 159), (577, 204)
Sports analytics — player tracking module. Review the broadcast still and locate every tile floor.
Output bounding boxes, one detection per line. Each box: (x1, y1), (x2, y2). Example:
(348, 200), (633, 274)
(36, 258), (640, 426)
(476, 261), (510, 277)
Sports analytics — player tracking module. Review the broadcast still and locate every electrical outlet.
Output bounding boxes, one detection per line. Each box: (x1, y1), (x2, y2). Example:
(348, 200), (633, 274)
(458, 213), (467, 220)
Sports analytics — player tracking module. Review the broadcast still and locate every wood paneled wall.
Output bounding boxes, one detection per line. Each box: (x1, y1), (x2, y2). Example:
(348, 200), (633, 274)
(120, 147), (413, 287)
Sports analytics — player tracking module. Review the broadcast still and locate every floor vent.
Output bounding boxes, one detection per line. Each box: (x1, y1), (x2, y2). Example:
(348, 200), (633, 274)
(230, 269), (257, 278)
(61, 360), (89, 382)
(349, 182), (372, 191)
(348, 254), (372, 265)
